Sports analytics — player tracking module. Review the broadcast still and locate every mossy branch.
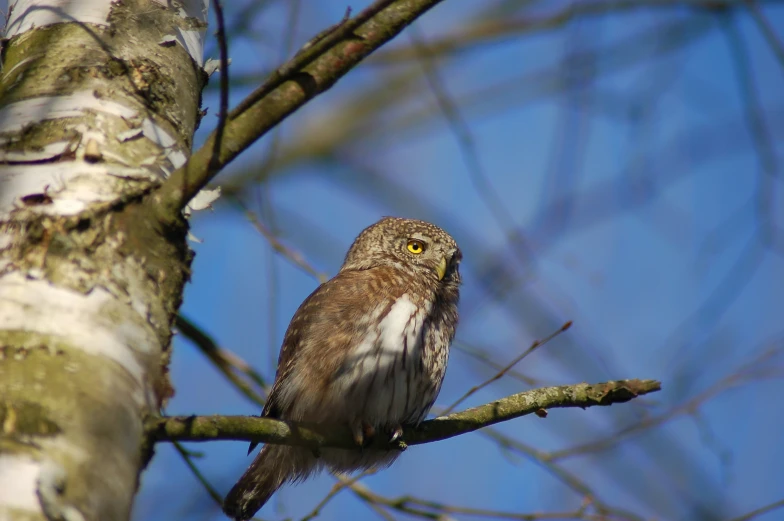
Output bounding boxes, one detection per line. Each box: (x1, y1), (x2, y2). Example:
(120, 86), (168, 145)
(154, 0), (447, 220)
(146, 379), (661, 450)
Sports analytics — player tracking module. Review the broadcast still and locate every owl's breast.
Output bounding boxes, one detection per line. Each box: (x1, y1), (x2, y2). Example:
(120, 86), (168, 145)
(326, 293), (447, 426)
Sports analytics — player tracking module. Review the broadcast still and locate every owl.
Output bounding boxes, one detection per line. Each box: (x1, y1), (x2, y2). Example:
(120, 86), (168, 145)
(223, 217), (462, 520)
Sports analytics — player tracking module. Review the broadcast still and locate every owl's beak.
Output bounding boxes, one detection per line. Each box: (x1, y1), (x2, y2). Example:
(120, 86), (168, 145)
(436, 256), (447, 281)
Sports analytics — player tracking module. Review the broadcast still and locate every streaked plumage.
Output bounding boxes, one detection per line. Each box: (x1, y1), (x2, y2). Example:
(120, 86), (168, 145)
(223, 217), (461, 520)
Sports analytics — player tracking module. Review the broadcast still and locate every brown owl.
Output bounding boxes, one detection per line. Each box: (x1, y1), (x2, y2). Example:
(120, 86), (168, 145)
(223, 217), (461, 520)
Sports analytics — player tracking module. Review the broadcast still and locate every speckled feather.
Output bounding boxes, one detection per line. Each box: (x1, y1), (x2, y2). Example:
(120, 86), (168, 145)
(223, 218), (461, 521)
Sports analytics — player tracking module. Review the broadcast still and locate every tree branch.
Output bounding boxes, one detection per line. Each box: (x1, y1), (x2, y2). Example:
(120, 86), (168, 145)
(154, 0), (446, 221)
(145, 379), (661, 450)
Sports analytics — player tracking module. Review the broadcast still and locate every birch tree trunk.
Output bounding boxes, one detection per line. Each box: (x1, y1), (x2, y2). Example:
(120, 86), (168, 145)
(0, 1), (208, 519)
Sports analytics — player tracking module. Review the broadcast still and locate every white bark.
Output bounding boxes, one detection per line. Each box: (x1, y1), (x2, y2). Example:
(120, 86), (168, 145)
(0, 1), (209, 519)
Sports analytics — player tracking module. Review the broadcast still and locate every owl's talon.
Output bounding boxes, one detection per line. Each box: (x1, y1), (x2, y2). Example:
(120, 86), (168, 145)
(350, 420), (375, 447)
(388, 424), (404, 443)
(351, 424), (363, 447)
(311, 447), (322, 459)
(363, 422), (376, 443)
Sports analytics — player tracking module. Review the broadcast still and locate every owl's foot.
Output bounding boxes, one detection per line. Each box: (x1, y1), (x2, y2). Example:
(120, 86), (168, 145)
(350, 419), (376, 447)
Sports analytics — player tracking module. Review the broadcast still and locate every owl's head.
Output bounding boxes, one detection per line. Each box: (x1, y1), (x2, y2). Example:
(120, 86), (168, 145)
(341, 217), (462, 287)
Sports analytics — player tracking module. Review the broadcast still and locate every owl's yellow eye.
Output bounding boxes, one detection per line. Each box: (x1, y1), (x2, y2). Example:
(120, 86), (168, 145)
(406, 239), (426, 254)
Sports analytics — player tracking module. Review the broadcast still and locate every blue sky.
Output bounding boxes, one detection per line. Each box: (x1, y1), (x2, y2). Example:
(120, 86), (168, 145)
(135, 2), (784, 520)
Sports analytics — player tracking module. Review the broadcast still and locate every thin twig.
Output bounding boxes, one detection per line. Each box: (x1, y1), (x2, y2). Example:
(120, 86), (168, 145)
(299, 469), (380, 521)
(718, 10), (781, 254)
(547, 348), (781, 461)
(210, 0), (230, 174)
(233, 196), (328, 282)
(175, 314), (267, 406)
(454, 340), (539, 386)
(478, 427), (646, 521)
(256, 0), (304, 372)
(727, 498), (784, 521)
(355, 485), (635, 521)
(346, 482), (398, 521)
(409, 24), (537, 274)
(744, 0), (784, 69)
(441, 321), (572, 415)
(172, 440), (224, 506)
(219, 347), (269, 391)
(371, 0), (756, 64)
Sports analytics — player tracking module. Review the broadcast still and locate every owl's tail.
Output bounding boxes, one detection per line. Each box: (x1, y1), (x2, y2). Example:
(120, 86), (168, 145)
(223, 445), (315, 520)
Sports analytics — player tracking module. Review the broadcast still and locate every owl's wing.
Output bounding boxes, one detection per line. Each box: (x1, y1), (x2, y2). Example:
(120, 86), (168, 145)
(258, 283), (317, 422)
(260, 307), (307, 419)
(244, 277), (325, 455)
(246, 287), (313, 455)
(248, 267), (399, 454)
(246, 268), (406, 455)
(260, 267), (405, 419)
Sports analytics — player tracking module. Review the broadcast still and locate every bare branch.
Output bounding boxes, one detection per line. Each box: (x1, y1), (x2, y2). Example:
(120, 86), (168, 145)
(145, 379), (661, 449)
(175, 314), (268, 406)
(172, 441), (224, 507)
(154, 0), (446, 220)
(744, 0), (784, 69)
(210, 0), (230, 175)
(441, 321), (572, 415)
(233, 196), (328, 282)
(727, 498), (784, 521)
(369, 0), (752, 64)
